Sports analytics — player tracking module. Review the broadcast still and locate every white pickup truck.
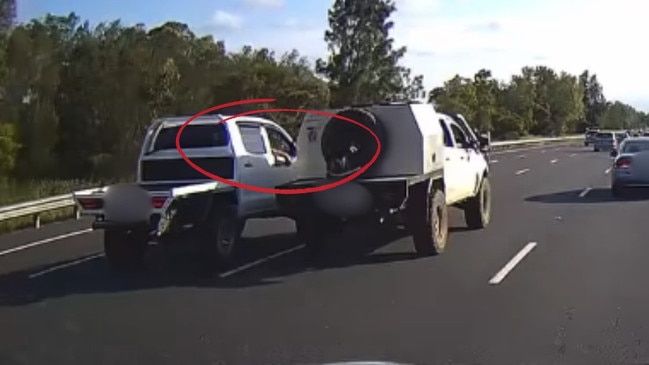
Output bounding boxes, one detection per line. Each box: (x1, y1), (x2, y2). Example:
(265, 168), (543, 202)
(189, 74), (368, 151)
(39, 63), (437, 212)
(74, 113), (300, 272)
(275, 102), (491, 256)
(73, 102), (491, 273)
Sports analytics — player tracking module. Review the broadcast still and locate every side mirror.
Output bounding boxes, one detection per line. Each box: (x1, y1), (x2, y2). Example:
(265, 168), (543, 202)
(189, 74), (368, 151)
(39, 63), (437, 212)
(610, 150), (618, 157)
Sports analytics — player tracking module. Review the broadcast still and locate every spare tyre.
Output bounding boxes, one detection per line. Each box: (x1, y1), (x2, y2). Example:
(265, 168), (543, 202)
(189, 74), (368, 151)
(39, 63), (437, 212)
(320, 108), (386, 177)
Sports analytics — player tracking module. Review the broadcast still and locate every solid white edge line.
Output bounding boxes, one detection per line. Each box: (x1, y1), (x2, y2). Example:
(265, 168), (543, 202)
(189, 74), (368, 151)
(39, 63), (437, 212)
(0, 228), (93, 257)
(515, 168), (530, 175)
(488, 242), (538, 285)
(29, 253), (105, 278)
(579, 187), (592, 197)
(218, 244), (306, 278)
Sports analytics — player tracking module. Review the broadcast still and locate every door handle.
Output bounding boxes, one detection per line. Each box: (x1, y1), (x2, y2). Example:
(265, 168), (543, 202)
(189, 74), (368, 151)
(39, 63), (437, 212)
(244, 162), (253, 167)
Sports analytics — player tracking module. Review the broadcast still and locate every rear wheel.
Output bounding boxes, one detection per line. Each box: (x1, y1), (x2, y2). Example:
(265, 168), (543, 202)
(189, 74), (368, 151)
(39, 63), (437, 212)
(200, 207), (241, 269)
(406, 186), (448, 256)
(611, 184), (625, 198)
(104, 228), (148, 272)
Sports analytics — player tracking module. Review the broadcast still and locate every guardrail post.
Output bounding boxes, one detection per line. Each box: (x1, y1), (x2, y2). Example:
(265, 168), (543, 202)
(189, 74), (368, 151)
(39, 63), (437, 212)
(33, 214), (41, 229)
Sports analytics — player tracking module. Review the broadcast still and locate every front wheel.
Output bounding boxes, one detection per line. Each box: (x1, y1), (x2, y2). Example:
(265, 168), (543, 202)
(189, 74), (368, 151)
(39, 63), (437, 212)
(464, 176), (492, 229)
(104, 228), (148, 272)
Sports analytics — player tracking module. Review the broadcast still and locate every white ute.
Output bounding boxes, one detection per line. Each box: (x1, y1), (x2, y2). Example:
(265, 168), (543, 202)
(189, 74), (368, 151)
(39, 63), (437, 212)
(275, 101), (491, 256)
(73, 112), (299, 272)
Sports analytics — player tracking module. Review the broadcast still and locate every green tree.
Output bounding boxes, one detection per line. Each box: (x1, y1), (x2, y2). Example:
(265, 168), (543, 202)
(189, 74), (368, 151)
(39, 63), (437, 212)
(316, 0), (423, 106)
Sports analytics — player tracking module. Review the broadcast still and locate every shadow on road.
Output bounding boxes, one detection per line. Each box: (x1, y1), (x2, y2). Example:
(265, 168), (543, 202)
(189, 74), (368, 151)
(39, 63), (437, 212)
(525, 188), (649, 204)
(0, 220), (469, 307)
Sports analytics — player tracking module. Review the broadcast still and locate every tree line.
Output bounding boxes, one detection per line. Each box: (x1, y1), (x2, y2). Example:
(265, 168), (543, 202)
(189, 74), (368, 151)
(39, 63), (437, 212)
(0, 0), (646, 184)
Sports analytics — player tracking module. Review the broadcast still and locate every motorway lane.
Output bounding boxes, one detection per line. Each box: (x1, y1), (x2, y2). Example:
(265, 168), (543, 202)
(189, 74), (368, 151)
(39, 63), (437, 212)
(0, 144), (639, 365)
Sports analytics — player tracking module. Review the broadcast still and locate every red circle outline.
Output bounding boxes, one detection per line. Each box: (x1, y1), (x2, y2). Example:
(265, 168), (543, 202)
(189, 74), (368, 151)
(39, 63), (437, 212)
(174, 98), (381, 195)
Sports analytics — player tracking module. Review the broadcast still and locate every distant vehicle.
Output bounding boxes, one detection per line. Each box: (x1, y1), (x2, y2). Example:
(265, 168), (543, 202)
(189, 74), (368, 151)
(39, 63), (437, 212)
(616, 131), (630, 143)
(593, 131), (617, 152)
(610, 137), (649, 197)
(584, 130), (599, 146)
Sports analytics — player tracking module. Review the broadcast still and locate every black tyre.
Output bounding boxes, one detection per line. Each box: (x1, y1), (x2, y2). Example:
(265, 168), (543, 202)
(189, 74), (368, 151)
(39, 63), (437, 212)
(611, 184), (625, 198)
(201, 207), (241, 269)
(464, 176), (492, 229)
(296, 215), (339, 257)
(104, 228), (148, 272)
(406, 187), (448, 256)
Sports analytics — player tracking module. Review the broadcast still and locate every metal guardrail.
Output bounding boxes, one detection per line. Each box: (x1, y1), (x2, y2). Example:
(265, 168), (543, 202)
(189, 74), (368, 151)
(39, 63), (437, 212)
(0, 134), (584, 228)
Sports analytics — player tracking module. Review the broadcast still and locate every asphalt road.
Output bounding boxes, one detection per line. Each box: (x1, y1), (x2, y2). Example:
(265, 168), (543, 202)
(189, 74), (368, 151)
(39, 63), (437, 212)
(2, 144), (649, 365)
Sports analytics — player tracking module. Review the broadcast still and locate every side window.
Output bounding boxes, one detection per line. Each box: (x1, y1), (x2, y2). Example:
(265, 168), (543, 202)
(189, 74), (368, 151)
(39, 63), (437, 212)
(449, 122), (470, 148)
(238, 124), (267, 154)
(439, 119), (453, 147)
(266, 126), (296, 157)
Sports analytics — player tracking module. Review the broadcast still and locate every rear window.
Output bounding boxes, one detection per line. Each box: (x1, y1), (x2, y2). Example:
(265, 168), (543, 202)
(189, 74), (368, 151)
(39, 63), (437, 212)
(622, 141), (649, 153)
(152, 124), (229, 151)
(596, 132), (613, 138)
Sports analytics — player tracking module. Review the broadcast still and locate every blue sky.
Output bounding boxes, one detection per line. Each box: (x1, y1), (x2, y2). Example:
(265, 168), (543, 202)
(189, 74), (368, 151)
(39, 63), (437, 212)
(16, 0), (649, 110)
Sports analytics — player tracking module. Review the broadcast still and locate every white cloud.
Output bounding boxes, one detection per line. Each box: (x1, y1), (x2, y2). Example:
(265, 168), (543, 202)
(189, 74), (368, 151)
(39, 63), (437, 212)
(216, 0), (649, 109)
(212, 10), (243, 30)
(243, 0), (285, 9)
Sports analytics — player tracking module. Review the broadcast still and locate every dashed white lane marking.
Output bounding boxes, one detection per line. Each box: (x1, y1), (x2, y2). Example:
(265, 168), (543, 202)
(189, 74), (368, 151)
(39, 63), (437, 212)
(490, 159), (498, 163)
(569, 153), (577, 157)
(517, 154), (526, 159)
(0, 228), (93, 257)
(29, 253), (104, 278)
(515, 168), (530, 175)
(488, 242), (538, 285)
(550, 159), (558, 164)
(218, 244), (305, 278)
(605, 168), (611, 174)
(579, 187), (592, 197)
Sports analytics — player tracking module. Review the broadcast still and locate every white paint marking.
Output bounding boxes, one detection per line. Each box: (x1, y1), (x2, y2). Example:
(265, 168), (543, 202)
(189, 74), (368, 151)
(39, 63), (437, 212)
(490, 159), (498, 163)
(569, 153), (577, 157)
(605, 168), (611, 174)
(488, 242), (538, 285)
(218, 244), (305, 278)
(550, 159), (558, 164)
(0, 228), (93, 257)
(579, 187), (592, 197)
(515, 168), (530, 175)
(29, 253), (104, 278)
(517, 154), (526, 159)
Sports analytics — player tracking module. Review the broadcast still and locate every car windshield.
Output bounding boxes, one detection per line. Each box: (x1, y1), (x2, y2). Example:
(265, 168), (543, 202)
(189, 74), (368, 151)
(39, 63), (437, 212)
(622, 141), (649, 153)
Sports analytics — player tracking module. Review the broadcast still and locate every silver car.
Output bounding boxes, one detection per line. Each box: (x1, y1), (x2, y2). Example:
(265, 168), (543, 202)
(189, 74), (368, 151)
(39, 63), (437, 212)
(610, 137), (649, 197)
(594, 131), (617, 151)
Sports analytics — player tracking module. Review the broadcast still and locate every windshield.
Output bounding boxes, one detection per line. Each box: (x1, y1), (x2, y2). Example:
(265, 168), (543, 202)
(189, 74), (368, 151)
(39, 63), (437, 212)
(151, 124), (229, 151)
(596, 132), (613, 139)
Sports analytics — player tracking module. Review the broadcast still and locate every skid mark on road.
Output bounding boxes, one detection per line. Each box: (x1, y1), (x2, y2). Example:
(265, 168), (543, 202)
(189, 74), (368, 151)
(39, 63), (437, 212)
(489, 242), (538, 285)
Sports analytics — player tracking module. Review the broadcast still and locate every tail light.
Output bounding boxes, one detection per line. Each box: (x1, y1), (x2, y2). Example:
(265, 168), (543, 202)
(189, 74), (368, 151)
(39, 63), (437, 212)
(77, 198), (103, 210)
(151, 197), (168, 209)
(615, 157), (632, 169)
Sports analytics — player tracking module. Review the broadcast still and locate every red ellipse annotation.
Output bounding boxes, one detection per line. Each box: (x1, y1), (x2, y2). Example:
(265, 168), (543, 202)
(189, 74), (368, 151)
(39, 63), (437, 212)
(175, 98), (382, 195)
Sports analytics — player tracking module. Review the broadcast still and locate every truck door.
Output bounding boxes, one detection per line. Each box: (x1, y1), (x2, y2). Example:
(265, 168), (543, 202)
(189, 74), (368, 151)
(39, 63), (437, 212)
(236, 122), (275, 216)
(439, 117), (465, 204)
(448, 120), (480, 199)
(264, 125), (298, 193)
